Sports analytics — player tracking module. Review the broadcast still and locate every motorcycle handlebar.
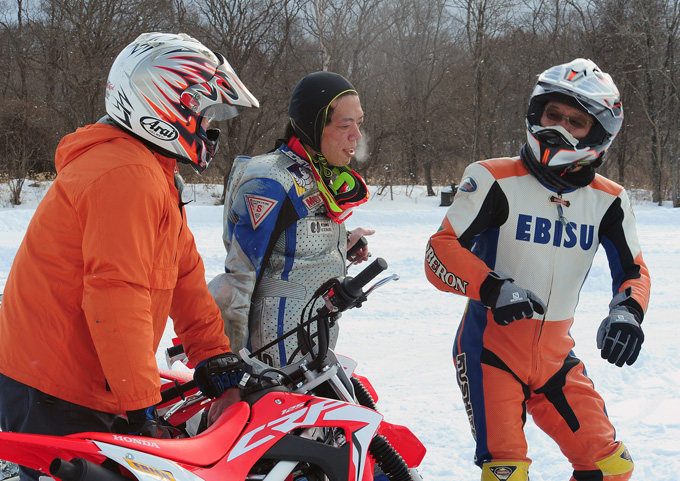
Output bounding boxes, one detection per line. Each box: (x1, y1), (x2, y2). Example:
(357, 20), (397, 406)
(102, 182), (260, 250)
(343, 257), (388, 299)
(166, 343), (185, 359)
(160, 258), (390, 403)
(160, 379), (198, 404)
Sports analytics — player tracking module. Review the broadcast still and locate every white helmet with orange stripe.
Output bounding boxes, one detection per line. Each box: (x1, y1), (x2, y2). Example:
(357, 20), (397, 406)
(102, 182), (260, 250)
(105, 32), (259, 173)
(525, 58), (622, 172)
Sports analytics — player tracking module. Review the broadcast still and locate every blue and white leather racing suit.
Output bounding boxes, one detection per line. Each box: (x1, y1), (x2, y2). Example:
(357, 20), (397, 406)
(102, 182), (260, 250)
(209, 142), (346, 367)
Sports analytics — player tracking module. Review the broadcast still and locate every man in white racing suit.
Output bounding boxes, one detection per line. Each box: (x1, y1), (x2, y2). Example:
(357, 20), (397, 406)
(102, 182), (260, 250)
(426, 59), (651, 481)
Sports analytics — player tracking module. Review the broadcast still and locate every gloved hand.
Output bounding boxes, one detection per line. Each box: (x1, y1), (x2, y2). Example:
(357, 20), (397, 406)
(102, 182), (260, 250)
(126, 406), (172, 439)
(193, 352), (245, 398)
(597, 306), (644, 367)
(480, 272), (546, 326)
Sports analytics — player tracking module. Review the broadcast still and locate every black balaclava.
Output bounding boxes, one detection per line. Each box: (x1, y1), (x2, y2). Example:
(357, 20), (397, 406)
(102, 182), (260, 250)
(288, 71), (357, 154)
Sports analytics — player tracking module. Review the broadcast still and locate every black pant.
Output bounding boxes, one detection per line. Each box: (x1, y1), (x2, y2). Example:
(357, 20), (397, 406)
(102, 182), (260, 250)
(0, 373), (116, 481)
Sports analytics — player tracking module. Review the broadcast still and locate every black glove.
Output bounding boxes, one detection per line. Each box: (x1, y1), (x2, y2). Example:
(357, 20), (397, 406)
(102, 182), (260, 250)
(597, 289), (644, 367)
(125, 406), (172, 439)
(480, 272), (546, 326)
(193, 352), (244, 398)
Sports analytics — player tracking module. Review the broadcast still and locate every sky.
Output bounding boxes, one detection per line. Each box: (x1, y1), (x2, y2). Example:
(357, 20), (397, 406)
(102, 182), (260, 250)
(1, 182), (679, 480)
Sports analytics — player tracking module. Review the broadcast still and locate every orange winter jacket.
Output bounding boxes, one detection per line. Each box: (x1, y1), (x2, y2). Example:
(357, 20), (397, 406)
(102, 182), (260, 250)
(0, 123), (231, 413)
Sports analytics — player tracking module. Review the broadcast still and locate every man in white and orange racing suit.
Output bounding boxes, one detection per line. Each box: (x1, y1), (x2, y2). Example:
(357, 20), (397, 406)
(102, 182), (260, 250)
(425, 59), (650, 481)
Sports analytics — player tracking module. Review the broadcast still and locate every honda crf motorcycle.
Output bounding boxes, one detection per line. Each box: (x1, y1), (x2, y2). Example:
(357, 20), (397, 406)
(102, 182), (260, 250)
(0, 257), (426, 481)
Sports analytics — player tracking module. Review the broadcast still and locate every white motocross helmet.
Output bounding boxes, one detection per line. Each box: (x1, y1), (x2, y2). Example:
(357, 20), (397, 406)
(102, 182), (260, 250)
(105, 32), (259, 173)
(525, 58), (623, 171)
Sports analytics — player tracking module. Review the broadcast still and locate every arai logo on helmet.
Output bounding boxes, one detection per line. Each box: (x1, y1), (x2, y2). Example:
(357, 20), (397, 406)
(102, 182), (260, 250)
(140, 117), (179, 141)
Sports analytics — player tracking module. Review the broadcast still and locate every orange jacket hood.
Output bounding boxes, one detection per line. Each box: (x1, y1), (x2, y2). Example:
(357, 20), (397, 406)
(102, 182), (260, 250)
(55, 123), (138, 173)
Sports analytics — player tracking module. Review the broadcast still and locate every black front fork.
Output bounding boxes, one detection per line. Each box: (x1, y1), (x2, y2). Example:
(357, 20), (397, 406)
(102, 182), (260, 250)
(351, 377), (413, 481)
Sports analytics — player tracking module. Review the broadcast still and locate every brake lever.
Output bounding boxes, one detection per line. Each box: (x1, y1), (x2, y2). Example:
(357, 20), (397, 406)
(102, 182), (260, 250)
(363, 273), (399, 297)
(161, 393), (206, 421)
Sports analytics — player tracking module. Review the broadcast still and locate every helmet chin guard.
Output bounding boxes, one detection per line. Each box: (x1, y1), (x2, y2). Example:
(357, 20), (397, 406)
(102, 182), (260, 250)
(105, 32), (259, 174)
(527, 125), (598, 171)
(525, 58), (622, 172)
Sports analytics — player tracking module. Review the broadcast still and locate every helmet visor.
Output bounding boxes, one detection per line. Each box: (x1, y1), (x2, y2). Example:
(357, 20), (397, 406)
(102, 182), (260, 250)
(201, 103), (240, 122)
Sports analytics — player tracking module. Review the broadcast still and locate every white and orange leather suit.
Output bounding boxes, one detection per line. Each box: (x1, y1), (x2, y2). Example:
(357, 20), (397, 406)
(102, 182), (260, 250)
(425, 156), (650, 479)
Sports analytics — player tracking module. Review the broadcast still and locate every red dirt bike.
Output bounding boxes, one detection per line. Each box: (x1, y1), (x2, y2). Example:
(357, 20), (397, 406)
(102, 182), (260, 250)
(0, 257), (426, 481)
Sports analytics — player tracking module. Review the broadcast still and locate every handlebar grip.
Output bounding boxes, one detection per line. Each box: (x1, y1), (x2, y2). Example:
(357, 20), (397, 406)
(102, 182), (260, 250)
(344, 257), (388, 295)
(166, 343), (185, 358)
(346, 235), (367, 260)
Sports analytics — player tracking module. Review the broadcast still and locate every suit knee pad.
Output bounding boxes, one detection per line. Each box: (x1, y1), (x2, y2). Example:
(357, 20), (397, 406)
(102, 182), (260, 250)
(481, 461), (530, 481)
(596, 443), (633, 480)
(571, 443), (634, 481)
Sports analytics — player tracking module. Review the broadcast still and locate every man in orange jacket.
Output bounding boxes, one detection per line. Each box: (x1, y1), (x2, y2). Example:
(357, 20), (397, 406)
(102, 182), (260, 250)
(0, 33), (258, 481)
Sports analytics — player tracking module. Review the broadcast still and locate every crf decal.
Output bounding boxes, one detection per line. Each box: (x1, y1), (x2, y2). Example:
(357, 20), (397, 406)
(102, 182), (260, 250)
(227, 398), (380, 472)
(456, 353), (476, 439)
(228, 399), (344, 461)
(425, 245), (468, 294)
(245, 194), (277, 229)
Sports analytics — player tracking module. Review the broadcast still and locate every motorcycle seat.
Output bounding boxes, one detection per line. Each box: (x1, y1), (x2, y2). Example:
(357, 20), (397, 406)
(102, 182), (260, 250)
(75, 401), (251, 467)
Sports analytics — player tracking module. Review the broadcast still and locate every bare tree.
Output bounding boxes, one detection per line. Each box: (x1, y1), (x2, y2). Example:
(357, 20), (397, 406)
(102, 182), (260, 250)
(291, 0), (398, 186)
(31, 0), (180, 131)
(571, 0), (680, 204)
(188, 0), (301, 199)
(0, 99), (59, 204)
(0, 0), (677, 205)
(448, 0), (518, 163)
(0, 0), (30, 202)
(369, 0), (459, 195)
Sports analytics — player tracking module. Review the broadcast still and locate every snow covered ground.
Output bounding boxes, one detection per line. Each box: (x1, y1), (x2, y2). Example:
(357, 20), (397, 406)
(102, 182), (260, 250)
(1, 181), (679, 480)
